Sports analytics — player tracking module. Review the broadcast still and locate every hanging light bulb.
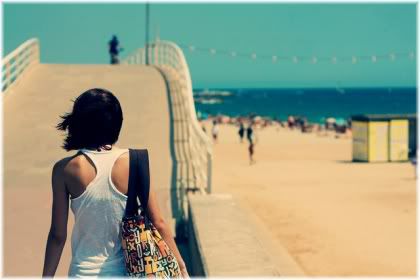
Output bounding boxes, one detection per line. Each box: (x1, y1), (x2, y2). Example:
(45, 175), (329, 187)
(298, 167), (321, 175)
(409, 51), (414, 59)
(371, 55), (377, 63)
(178, 42), (413, 67)
(389, 53), (396, 61)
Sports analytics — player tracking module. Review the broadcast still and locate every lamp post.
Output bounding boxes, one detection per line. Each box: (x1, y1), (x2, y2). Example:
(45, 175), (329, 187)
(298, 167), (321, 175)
(145, 2), (150, 65)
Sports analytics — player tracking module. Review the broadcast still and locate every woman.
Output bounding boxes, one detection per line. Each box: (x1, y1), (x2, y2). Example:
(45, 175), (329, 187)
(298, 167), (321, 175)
(42, 88), (189, 278)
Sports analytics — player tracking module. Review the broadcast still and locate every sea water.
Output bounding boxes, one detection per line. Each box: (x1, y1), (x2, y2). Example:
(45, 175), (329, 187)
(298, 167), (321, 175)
(194, 87), (417, 123)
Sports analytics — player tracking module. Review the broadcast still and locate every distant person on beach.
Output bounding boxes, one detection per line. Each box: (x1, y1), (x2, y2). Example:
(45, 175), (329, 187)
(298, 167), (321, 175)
(246, 122), (254, 144)
(212, 120), (219, 143)
(200, 120), (207, 133)
(410, 151), (417, 178)
(108, 35), (123, 64)
(287, 115), (295, 129)
(238, 122), (245, 143)
(42, 88), (188, 278)
(347, 118), (352, 129)
(248, 142), (255, 165)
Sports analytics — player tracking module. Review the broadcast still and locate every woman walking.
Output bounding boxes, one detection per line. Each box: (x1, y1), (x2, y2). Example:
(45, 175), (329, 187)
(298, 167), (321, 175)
(42, 88), (188, 278)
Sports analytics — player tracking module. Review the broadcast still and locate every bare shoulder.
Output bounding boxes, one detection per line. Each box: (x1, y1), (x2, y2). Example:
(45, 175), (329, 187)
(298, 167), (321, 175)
(117, 150), (130, 160)
(53, 153), (83, 179)
(114, 150), (130, 170)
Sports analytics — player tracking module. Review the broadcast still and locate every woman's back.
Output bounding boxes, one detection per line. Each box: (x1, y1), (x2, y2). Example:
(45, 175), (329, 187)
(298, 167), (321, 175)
(66, 147), (129, 277)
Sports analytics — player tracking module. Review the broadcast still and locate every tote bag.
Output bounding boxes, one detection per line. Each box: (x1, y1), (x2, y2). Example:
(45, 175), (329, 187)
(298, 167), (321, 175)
(121, 149), (181, 278)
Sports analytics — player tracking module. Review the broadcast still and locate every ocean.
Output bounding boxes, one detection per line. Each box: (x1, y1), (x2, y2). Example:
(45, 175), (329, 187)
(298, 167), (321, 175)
(193, 87), (417, 123)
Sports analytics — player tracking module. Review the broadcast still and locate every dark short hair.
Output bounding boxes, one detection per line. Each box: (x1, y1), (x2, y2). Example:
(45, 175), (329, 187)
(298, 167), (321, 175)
(57, 88), (123, 151)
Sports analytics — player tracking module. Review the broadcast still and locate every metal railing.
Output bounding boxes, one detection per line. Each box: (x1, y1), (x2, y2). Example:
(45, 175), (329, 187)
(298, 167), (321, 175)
(123, 41), (213, 221)
(2, 38), (40, 92)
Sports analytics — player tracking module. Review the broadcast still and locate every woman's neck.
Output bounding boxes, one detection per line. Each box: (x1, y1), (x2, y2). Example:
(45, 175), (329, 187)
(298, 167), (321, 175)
(85, 144), (113, 152)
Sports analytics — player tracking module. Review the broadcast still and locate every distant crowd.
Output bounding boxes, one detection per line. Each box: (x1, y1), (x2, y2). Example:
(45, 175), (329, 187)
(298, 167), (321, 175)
(203, 114), (353, 136)
(200, 114), (353, 165)
(202, 117), (257, 165)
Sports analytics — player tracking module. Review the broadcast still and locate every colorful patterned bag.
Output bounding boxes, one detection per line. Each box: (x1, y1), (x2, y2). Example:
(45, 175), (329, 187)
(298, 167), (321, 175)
(121, 149), (181, 278)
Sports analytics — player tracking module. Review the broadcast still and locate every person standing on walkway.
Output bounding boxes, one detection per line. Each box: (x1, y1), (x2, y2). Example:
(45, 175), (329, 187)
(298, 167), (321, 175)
(42, 88), (189, 278)
(212, 120), (219, 143)
(109, 35), (123, 64)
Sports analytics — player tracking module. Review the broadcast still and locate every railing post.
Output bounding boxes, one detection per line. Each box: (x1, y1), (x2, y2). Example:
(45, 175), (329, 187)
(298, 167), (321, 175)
(148, 44), (153, 65)
(34, 40), (40, 63)
(206, 152), (212, 194)
(136, 52), (140, 64)
(154, 43), (159, 65)
(5, 62), (10, 89)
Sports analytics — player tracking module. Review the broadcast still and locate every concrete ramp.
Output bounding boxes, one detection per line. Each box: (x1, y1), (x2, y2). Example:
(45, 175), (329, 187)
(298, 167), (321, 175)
(3, 64), (174, 276)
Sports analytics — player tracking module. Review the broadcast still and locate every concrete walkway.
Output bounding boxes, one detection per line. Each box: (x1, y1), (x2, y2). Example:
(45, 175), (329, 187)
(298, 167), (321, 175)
(3, 64), (174, 276)
(188, 194), (305, 277)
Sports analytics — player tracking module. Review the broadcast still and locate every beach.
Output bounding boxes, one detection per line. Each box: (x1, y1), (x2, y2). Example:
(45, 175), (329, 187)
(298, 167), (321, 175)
(205, 120), (416, 276)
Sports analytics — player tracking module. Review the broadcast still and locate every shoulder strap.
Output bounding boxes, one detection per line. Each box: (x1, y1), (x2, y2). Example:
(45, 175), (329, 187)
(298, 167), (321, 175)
(135, 149), (150, 214)
(125, 149), (150, 218)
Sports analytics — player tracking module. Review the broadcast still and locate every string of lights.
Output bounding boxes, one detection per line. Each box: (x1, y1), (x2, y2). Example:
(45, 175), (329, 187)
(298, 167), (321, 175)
(178, 43), (415, 65)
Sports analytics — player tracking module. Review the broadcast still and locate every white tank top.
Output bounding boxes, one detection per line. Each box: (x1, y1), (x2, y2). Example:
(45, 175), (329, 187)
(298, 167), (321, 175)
(68, 147), (129, 277)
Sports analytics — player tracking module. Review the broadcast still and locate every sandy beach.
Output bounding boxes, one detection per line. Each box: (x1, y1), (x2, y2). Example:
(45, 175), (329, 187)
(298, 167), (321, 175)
(205, 120), (416, 276)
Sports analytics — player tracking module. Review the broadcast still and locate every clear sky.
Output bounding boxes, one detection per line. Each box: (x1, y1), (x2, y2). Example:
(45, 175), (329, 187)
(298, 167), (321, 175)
(3, 3), (417, 88)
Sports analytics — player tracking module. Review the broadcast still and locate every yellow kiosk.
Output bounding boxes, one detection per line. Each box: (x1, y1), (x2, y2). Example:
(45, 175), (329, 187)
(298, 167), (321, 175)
(352, 114), (413, 162)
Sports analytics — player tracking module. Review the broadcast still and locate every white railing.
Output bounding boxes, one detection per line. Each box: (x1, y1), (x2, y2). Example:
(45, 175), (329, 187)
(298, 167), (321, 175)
(123, 41), (213, 221)
(2, 38), (40, 92)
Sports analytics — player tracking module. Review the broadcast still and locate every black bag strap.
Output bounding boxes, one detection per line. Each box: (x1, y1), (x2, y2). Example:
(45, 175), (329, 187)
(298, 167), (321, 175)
(125, 148), (150, 218)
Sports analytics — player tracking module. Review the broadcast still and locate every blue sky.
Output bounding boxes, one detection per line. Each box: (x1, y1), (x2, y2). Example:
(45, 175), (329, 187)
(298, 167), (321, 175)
(3, 3), (417, 88)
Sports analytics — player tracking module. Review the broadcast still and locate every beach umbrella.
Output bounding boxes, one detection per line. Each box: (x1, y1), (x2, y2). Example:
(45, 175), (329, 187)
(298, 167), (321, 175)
(253, 116), (263, 124)
(326, 117), (336, 124)
(336, 118), (347, 126)
(221, 115), (230, 123)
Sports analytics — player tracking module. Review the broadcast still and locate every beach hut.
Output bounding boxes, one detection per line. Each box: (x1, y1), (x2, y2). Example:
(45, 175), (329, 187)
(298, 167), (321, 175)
(351, 114), (415, 162)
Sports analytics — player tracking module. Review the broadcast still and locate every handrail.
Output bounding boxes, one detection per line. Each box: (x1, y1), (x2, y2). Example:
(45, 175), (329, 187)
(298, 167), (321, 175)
(122, 41), (213, 221)
(2, 38), (40, 92)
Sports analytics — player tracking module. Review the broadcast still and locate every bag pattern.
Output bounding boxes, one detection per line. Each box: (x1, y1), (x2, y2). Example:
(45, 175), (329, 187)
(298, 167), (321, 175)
(121, 215), (181, 278)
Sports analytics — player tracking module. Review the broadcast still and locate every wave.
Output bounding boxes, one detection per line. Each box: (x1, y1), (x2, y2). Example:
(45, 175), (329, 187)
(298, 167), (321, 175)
(193, 89), (233, 97)
(195, 97), (223, 105)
